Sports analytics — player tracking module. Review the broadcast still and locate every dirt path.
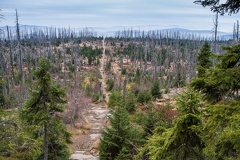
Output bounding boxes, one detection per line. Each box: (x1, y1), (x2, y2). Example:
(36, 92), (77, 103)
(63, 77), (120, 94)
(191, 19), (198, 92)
(70, 38), (109, 160)
(99, 38), (109, 103)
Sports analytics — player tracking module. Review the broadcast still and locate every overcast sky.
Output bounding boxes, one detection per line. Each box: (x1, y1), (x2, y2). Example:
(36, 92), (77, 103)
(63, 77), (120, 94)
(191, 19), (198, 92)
(1, 0), (239, 32)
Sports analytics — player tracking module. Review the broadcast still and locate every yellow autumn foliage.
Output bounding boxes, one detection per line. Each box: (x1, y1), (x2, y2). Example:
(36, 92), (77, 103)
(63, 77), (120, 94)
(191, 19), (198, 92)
(126, 83), (131, 91)
(83, 77), (90, 88)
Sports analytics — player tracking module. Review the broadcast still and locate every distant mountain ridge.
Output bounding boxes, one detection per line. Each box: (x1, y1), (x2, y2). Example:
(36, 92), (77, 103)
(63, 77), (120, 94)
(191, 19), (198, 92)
(0, 25), (232, 39)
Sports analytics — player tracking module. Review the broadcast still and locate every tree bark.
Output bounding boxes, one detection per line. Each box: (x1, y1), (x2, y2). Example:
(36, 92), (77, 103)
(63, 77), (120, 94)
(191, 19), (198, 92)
(7, 26), (15, 87)
(62, 42), (67, 86)
(0, 49), (7, 95)
(16, 9), (24, 100)
(44, 123), (48, 160)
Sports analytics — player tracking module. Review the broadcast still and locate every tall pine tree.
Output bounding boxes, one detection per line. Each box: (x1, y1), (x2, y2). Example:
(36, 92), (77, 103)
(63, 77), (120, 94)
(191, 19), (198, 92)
(20, 57), (71, 160)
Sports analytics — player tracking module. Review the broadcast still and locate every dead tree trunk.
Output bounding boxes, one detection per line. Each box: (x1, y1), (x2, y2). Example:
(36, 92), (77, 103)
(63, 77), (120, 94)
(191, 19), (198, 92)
(0, 46), (7, 95)
(62, 42), (67, 86)
(7, 26), (15, 87)
(16, 9), (24, 100)
(73, 43), (78, 88)
(213, 12), (218, 67)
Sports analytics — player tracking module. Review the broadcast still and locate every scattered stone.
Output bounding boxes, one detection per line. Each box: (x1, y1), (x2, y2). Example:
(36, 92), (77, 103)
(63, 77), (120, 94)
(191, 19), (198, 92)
(96, 113), (107, 119)
(90, 134), (101, 140)
(70, 153), (97, 160)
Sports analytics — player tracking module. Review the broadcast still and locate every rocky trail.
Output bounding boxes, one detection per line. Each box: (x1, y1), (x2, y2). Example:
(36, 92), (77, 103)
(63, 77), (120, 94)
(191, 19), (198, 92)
(70, 38), (109, 160)
(70, 103), (108, 160)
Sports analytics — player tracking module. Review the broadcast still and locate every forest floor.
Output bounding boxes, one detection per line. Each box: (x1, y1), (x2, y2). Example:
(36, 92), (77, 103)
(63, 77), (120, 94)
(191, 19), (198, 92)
(70, 38), (110, 160)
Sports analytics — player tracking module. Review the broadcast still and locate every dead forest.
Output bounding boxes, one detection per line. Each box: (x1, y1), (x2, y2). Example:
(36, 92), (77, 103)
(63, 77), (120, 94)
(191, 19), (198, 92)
(0, 15), (236, 160)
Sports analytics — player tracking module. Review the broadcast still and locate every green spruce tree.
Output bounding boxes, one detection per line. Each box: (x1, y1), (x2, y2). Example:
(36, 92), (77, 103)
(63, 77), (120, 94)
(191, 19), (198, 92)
(143, 90), (205, 160)
(203, 100), (240, 159)
(137, 90), (152, 105)
(124, 91), (137, 114)
(196, 41), (212, 77)
(20, 57), (71, 160)
(151, 80), (162, 100)
(191, 44), (240, 103)
(191, 44), (240, 159)
(99, 104), (132, 159)
(100, 95), (144, 159)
